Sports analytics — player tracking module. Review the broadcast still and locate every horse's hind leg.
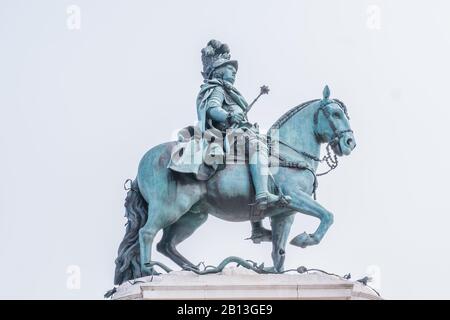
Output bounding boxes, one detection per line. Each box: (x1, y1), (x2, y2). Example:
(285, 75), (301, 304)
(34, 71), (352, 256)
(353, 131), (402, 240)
(139, 198), (197, 276)
(270, 212), (295, 272)
(157, 210), (208, 269)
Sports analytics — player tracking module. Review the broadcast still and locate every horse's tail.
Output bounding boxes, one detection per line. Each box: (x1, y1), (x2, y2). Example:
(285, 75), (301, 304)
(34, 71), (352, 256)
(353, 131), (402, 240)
(114, 179), (148, 285)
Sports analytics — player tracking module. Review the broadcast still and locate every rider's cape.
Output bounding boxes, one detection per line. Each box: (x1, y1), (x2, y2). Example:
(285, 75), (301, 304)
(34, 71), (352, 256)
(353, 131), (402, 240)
(168, 79), (248, 180)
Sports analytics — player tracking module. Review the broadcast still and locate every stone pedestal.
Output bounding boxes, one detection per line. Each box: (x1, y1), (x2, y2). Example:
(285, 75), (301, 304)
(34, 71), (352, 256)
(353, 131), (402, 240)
(111, 267), (381, 300)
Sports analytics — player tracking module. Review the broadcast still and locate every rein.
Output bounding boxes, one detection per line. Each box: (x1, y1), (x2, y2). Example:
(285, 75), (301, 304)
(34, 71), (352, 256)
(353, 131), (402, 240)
(269, 139), (336, 200)
(275, 139), (338, 176)
(268, 100), (352, 199)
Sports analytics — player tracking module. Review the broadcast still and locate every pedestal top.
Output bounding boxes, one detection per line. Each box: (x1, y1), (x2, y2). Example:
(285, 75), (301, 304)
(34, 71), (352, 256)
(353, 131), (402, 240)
(111, 267), (381, 300)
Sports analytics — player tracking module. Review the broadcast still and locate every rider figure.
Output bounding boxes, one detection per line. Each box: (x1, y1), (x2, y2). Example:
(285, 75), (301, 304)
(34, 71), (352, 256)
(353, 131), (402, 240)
(197, 40), (287, 241)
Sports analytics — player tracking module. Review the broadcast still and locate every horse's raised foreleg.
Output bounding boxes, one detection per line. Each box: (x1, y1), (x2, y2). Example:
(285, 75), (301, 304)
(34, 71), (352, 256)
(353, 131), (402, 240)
(287, 190), (334, 248)
(270, 212), (295, 272)
(157, 210), (208, 269)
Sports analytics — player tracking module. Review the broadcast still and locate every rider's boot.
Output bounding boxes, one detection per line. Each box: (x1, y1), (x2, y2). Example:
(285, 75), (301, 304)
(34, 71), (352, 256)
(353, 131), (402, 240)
(249, 151), (287, 211)
(248, 221), (272, 243)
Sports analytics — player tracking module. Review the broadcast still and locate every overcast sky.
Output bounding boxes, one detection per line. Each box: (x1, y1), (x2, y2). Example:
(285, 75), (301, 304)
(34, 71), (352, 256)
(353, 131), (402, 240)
(1, 0), (449, 299)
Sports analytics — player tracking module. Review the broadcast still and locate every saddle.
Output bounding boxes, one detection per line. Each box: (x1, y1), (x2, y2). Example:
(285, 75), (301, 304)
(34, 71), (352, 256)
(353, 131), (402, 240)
(168, 125), (225, 181)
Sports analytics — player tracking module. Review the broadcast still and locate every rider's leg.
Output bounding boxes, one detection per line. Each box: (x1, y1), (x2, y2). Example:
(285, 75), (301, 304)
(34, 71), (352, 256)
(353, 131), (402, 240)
(248, 138), (283, 210)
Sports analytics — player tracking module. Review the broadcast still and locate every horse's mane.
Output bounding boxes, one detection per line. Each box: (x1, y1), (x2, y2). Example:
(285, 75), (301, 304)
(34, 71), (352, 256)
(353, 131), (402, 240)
(269, 98), (350, 132)
(269, 99), (320, 132)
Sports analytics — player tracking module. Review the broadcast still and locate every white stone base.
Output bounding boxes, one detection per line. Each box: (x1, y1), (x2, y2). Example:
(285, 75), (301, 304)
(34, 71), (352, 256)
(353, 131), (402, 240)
(111, 267), (381, 300)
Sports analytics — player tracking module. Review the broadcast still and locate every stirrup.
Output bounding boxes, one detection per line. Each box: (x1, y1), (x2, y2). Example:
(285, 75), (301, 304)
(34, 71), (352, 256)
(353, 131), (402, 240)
(255, 193), (291, 210)
(254, 193), (280, 211)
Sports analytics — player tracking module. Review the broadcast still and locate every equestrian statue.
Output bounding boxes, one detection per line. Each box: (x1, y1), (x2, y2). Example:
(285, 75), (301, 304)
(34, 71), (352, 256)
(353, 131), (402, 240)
(113, 39), (356, 285)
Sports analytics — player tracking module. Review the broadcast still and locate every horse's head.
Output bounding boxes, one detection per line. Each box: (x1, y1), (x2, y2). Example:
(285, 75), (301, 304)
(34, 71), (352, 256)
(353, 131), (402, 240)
(314, 86), (356, 156)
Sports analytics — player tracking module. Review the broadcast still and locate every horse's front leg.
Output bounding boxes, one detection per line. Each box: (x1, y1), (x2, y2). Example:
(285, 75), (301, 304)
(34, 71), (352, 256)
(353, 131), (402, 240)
(287, 189), (334, 248)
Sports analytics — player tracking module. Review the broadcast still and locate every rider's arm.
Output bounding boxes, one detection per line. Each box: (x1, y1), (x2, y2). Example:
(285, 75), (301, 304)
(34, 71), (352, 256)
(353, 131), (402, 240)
(206, 87), (229, 123)
(208, 107), (229, 122)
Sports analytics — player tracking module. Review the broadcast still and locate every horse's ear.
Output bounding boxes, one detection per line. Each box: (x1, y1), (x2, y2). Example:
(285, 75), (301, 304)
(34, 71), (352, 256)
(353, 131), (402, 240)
(320, 85), (331, 106)
(323, 85), (330, 100)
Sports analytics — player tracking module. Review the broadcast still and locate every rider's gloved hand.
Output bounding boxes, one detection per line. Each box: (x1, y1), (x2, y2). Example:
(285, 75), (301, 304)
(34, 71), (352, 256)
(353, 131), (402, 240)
(228, 112), (245, 125)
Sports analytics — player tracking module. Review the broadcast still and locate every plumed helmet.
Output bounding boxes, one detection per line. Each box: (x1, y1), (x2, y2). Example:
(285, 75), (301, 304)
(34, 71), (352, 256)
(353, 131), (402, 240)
(201, 39), (238, 80)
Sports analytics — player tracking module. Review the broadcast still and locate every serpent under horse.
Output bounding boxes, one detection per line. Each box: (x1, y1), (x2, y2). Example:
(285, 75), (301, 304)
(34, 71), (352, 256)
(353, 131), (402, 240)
(114, 87), (356, 285)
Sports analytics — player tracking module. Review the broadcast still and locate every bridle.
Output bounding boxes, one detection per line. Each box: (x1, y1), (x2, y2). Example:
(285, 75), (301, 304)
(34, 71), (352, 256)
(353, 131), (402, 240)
(268, 100), (352, 199)
(313, 102), (353, 150)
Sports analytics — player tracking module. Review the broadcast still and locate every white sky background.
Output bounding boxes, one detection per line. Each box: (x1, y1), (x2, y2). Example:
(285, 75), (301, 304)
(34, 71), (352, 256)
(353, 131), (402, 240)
(0, 0), (449, 299)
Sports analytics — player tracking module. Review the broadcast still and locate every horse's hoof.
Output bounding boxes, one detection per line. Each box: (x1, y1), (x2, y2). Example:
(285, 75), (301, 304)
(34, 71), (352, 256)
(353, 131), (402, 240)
(290, 232), (311, 248)
(182, 264), (199, 272)
(141, 266), (160, 276)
